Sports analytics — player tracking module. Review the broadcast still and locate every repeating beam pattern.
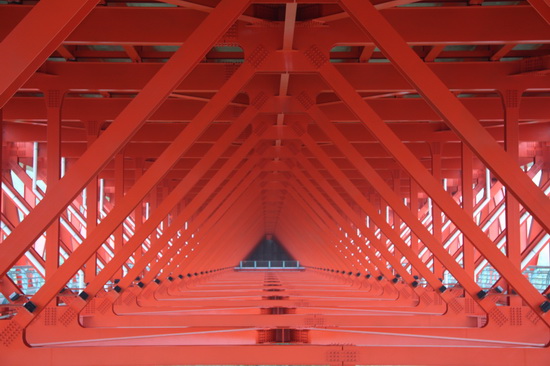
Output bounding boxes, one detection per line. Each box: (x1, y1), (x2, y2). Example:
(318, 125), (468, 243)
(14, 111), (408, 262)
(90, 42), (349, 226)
(0, 1), (549, 365)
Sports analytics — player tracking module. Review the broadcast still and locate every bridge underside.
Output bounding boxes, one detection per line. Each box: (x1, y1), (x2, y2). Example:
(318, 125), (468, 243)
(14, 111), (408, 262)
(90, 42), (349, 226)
(0, 0), (550, 365)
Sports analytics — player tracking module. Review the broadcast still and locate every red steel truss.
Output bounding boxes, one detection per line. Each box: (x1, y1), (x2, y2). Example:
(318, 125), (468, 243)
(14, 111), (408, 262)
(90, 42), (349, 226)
(0, 0), (550, 365)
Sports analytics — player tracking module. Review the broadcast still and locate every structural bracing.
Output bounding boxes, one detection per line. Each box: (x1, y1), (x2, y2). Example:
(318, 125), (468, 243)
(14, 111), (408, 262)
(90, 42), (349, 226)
(0, 0), (549, 365)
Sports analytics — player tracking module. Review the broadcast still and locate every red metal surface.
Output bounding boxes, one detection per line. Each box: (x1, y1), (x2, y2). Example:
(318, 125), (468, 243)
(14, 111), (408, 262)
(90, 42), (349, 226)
(0, 0), (550, 365)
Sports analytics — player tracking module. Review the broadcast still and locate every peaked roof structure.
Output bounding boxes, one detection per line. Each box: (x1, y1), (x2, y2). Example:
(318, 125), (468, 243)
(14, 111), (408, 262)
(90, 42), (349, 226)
(0, 0), (549, 365)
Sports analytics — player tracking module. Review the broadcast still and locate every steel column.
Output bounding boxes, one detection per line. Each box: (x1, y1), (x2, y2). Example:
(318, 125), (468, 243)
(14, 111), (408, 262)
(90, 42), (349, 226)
(0, 0), (98, 108)
(0, 0), (251, 278)
(44, 90), (62, 281)
(315, 60), (548, 322)
(339, 0), (550, 235)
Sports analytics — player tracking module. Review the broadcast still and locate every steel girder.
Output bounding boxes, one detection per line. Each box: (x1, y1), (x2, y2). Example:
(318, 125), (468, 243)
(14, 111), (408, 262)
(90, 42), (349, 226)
(0, 0), (549, 365)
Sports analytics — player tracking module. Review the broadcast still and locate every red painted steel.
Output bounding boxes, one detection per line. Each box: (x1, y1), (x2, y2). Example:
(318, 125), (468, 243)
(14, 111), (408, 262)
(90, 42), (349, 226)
(0, 1), (549, 365)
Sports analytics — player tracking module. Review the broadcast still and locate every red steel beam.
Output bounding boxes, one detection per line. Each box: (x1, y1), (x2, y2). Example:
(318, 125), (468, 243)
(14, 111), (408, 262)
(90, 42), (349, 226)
(0, 0), (251, 278)
(339, 0), (550, 234)
(285, 181), (368, 272)
(312, 54), (549, 322)
(290, 155), (412, 282)
(528, 0), (550, 25)
(298, 131), (446, 294)
(180, 180), (267, 273)
(14, 81), (258, 327)
(178, 190), (265, 272)
(44, 90), (62, 280)
(1, 6), (548, 46)
(2, 340), (550, 366)
(113, 120), (263, 290)
(162, 163), (266, 278)
(18, 61), (550, 93)
(0, 0), (98, 108)
(73, 134), (263, 311)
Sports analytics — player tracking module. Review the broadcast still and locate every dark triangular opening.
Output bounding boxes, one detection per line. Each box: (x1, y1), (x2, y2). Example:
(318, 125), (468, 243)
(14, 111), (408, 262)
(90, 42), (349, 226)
(244, 236), (295, 261)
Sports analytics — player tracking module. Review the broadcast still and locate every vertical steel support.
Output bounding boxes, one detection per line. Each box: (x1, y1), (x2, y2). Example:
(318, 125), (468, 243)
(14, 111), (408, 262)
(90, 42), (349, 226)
(222, 211), (264, 267)
(0, 0), (251, 278)
(296, 96), (487, 296)
(114, 151), (125, 278)
(184, 189), (264, 272)
(85, 109), (260, 293)
(178, 176), (264, 273)
(289, 157), (394, 277)
(314, 59), (548, 321)
(0, 0), (99, 108)
(410, 178), (420, 277)
(461, 144), (475, 278)
(84, 121), (99, 282)
(134, 158), (145, 276)
(293, 150), (426, 286)
(285, 181), (364, 271)
(339, 0), (550, 235)
(504, 89), (522, 306)
(144, 134), (266, 279)
(298, 131), (444, 291)
(392, 170), (403, 264)
(45, 90), (62, 280)
(279, 200), (340, 268)
(431, 143), (443, 278)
